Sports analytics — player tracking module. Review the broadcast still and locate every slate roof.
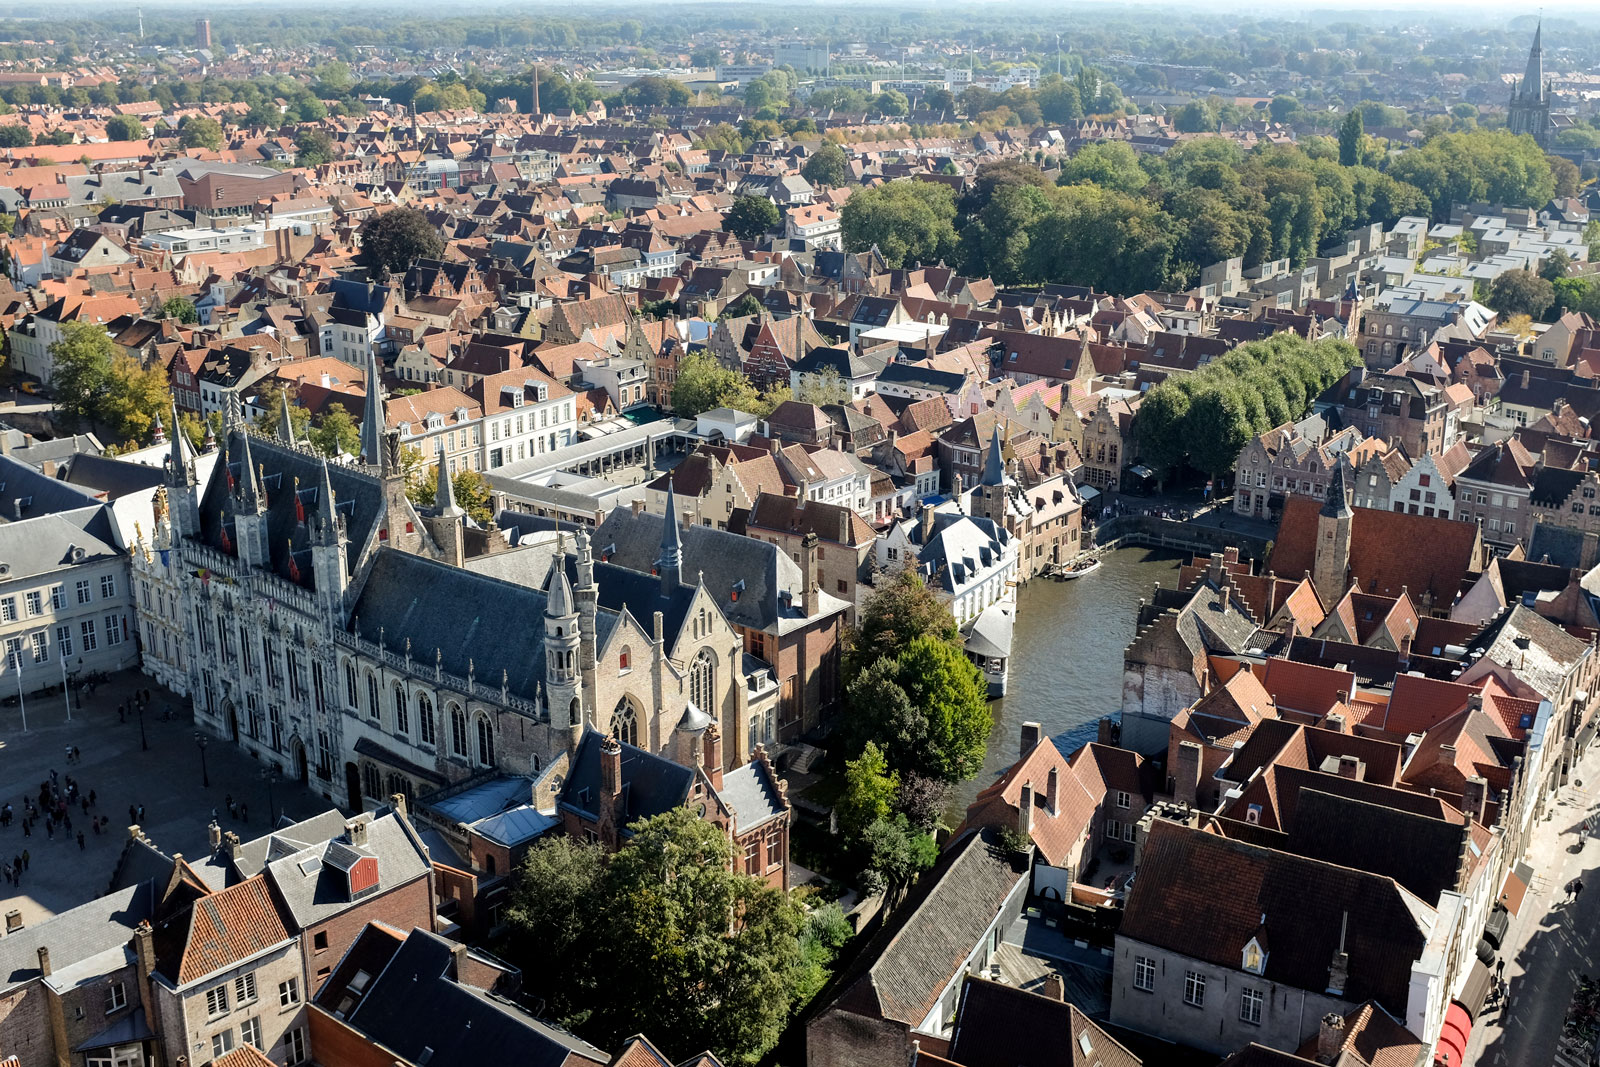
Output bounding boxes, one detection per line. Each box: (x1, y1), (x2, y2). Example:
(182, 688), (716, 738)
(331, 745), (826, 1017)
(261, 812), (431, 930)
(341, 928), (607, 1067)
(198, 429), (383, 584)
(558, 729), (694, 833)
(820, 827), (1026, 1027)
(0, 883), (153, 991)
(1284, 788), (1471, 906)
(718, 761), (785, 835)
(948, 976), (1141, 1067)
(0, 508), (121, 579)
(1122, 821), (1429, 1018)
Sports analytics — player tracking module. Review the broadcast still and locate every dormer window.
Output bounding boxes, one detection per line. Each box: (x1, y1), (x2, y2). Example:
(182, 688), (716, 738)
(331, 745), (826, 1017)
(1242, 938), (1267, 975)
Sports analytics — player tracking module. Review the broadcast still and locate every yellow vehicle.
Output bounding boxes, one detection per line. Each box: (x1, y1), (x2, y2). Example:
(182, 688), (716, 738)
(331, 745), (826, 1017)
(17, 381), (42, 395)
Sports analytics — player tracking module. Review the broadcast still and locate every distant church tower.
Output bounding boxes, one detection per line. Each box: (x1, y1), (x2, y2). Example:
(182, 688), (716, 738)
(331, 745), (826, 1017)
(1313, 457), (1354, 611)
(1508, 21), (1552, 149)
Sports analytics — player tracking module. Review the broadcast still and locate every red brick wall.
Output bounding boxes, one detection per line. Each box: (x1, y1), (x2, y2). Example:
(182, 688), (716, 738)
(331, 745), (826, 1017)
(307, 1006), (398, 1067)
(301, 877), (433, 996)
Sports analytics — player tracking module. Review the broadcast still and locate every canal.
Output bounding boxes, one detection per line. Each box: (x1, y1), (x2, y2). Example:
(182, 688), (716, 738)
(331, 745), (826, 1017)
(954, 545), (1184, 812)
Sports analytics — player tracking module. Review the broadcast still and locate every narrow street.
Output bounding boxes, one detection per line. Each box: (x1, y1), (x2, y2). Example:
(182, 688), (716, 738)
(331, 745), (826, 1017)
(1471, 746), (1600, 1067)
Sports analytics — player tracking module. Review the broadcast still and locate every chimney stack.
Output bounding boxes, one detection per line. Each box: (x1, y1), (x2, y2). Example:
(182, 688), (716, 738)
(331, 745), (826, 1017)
(346, 816), (369, 849)
(1317, 1013), (1346, 1064)
(1018, 783), (1033, 835)
(919, 503), (935, 545)
(1463, 775), (1489, 825)
(1174, 740), (1203, 808)
(1323, 712), (1346, 734)
(1045, 766), (1059, 817)
(598, 734), (624, 849)
(1326, 912), (1350, 995)
(704, 723), (724, 790)
(1020, 721), (1042, 756)
(35, 946), (50, 978)
(390, 793), (407, 821)
(1336, 755), (1362, 780)
(1042, 973), (1064, 1001)
(801, 532), (820, 617)
(224, 831), (241, 860)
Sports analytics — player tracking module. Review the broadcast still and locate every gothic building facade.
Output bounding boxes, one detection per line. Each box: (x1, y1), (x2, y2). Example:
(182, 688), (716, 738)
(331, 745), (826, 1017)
(1508, 22), (1552, 149)
(135, 354), (780, 813)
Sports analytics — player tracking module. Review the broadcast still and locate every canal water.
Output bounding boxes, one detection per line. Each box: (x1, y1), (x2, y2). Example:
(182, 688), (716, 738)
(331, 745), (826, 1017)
(954, 545), (1184, 813)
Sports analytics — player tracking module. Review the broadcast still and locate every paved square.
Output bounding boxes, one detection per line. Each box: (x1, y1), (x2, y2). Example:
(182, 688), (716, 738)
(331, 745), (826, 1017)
(0, 668), (345, 927)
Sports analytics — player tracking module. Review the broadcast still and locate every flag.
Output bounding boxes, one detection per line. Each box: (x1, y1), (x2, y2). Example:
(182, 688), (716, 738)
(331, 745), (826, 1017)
(158, 549), (169, 568)
(287, 554), (301, 584)
(295, 492), (305, 524)
(199, 568), (210, 586)
(219, 524), (233, 555)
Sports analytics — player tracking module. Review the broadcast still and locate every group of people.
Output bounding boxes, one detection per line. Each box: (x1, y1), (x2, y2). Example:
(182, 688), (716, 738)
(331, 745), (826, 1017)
(6, 768), (117, 854)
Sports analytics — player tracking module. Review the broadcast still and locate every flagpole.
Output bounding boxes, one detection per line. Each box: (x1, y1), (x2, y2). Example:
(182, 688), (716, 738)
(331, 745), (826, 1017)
(59, 644), (70, 722)
(14, 649), (26, 733)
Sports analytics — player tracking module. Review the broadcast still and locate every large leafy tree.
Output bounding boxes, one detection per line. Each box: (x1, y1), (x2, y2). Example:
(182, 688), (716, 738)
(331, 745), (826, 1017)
(294, 127), (334, 167)
(1338, 109), (1364, 167)
(838, 741), (897, 837)
(307, 403), (361, 458)
(671, 351), (759, 417)
(358, 206), (444, 280)
(894, 635), (993, 783)
(50, 322), (171, 446)
(847, 569), (960, 678)
(725, 196), (780, 241)
(840, 180), (958, 268)
(506, 809), (803, 1065)
(801, 142), (849, 188)
(408, 463), (493, 523)
(1489, 269), (1556, 320)
(178, 116), (223, 150)
(104, 114), (146, 141)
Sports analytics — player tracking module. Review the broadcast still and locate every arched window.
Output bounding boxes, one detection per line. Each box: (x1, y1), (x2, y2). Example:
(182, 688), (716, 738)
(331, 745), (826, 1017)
(690, 649), (715, 712)
(485, 853), (497, 876)
(569, 698), (582, 729)
(475, 714), (495, 767)
(393, 684), (408, 735)
(366, 672), (380, 722)
(362, 762), (381, 801)
(344, 661), (358, 707)
(619, 646), (631, 671)
(417, 693), (435, 746)
(613, 698), (639, 747)
(449, 704), (468, 757)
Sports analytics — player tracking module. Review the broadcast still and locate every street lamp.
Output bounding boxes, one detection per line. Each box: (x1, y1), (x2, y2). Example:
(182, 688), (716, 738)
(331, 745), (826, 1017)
(73, 658), (82, 710)
(261, 765), (277, 827)
(138, 697), (148, 751)
(195, 732), (210, 788)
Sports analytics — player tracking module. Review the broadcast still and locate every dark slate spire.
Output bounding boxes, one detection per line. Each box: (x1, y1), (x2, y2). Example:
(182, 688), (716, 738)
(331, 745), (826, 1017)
(981, 424), (1006, 487)
(167, 399), (194, 487)
(1321, 455), (1353, 518)
(657, 481), (683, 590)
(434, 444), (462, 518)
(277, 394), (298, 445)
(1522, 20), (1544, 100)
(360, 347), (385, 470)
(314, 456), (339, 545)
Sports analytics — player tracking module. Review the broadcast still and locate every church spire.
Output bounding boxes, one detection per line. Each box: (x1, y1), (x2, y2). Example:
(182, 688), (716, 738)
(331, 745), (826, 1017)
(980, 424), (1006, 487)
(1522, 19), (1544, 99)
(657, 481), (683, 591)
(360, 347), (385, 470)
(1321, 455), (1353, 519)
(277, 394), (298, 445)
(167, 400), (195, 487)
(434, 444), (463, 518)
(314, 456), (339, 545)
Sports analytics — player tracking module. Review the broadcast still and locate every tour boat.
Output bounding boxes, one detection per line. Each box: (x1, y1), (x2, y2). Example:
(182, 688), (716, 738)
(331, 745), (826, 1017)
(1059, 556), (1103, 580)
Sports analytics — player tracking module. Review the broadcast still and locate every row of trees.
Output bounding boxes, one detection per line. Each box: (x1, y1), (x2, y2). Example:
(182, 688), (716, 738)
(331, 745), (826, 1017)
(1136, 334), (1363, 484)
(836, 572), (993, 899)
(669, 351), (852, 420)
(840, 127), (1561, 293)
(507, 808), (850, 1066)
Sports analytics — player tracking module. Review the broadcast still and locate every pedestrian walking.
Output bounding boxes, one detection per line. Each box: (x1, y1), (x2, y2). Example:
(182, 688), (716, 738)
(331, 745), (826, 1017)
(87, 790), (95, 807)
(136, 804), (144, 823)
(1575, 878), (1586, 902)
(20, 850), (27, 870)
(21, 819), (29, 838)
(128, 804), (136, 825)
(4, 863), (12, 886)
(240, 802), (248, 823)
(76, 831), (84, 851)
(72, 746), (80, 763)
(117, 703), (124, 723)
(1496, 957), (1505, 980)
(44, 820), (52, 840)
(80, 796), (88, 814)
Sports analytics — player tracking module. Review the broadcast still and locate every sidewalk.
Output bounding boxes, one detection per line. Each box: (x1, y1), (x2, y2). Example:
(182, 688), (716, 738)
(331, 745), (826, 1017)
(1469, 743), (1600, 1066)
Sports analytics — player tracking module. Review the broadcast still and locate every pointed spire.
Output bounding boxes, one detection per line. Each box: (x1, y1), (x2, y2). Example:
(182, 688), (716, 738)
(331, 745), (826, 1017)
(981, 424), (1006, 487)
(1321, 455), (1352, 519)
(224, 388), (243, 431)
(315, 456), (339, 544)
(202, 419), (217, 454)
(657, 481), (683, 590)
(151, 410), (166, 445)
(277, 394), (298, 445)
(167, 400), (195, 486)
(434, 444), (463, 518)
(234, 430), (262, 508)
(547, 559), (576, 618)
(1522, 19), (1544, 98)
(360, 347), (384, 469)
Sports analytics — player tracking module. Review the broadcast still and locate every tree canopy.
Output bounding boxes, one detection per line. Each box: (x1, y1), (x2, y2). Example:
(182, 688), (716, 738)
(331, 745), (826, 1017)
(801, 142), (849, 188)
(840, 179), (958, 269)
(506, 809), (805, 1065)
(49, 322), (171, 447)
(1488, 268), (1556, 321)
(104, 114), (146, 141)
(357, 206), (444, 280)
(178, 115), (223, 149)
(725, 196), (780, 241)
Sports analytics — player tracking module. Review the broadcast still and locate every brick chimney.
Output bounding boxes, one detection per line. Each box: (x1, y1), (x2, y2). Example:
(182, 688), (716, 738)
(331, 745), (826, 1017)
(1323, 712), (1346, 734)
(801, 532), (820, 617)
(1174, 740), (1202, 808)
(1045, 766), (1059, 817)
(1326, 912), (1350, 995)
(598, 734), (623, 848)
(1398, 633), (1412, 670)
(919, 503), (935, 545)
(345, 816), (369, 848)
(35, 945), (50, 977)
(133, 920), (159, 1034)
(1020, 721), (1042, 756)
(1018, 783), (1033, 835)
(1041, 973), (1064, 1001)
(1317, 1013), (1346, 1063)
(704, 723), (724, 790)
(224, 831), (241, 860)
(1463, 775), (1489, 825)
(1336, 755), (1362, 780)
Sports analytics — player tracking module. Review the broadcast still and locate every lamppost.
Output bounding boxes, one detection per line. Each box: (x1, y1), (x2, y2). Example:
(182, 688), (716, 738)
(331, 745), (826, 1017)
(261, 765), (277, 827)
(138, 698), (148, 752)
(73, 658), (82, 710)
(195, 732), (210, 788)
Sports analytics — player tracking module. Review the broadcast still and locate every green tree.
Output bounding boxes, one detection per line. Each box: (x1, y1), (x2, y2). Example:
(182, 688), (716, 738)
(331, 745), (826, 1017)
(178, 116), (223, 150)
(1488, 268), (1555, 320)
(1057, 141), (1149, 195)
(507, 808), (803, 1065)
(725, 196), (780, 241)
(847, 569), (960, 678)
(50, 322), (172, 446)
(860, 814), (938, 904)
(294, 127), (334, 167)
(840, 180), (958, 268)
(409, 463), (494, 523)
(0, 125), (32, 148)
(671, 351), (758, 417)
(1184, 382), (1256, 481)
(802, 142), (849, 188)
(718, 292), (764, 321)
(104, 114), (146, 141)
(838, 741), (898, 836)
(1540, 250), (1572, 284)
(1338, 109), (1364, 167)
(873, 89), (909, 117)
(1134, 382), (1192, 488)
(307, 403), (361, 458)
(894, 635), (992, 783)
(161, 296), (198, 323)
(357, 206), (444, 280)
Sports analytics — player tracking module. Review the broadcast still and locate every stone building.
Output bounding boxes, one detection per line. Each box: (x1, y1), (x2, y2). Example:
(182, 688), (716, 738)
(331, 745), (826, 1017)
(1507, 23), (1552, 149)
